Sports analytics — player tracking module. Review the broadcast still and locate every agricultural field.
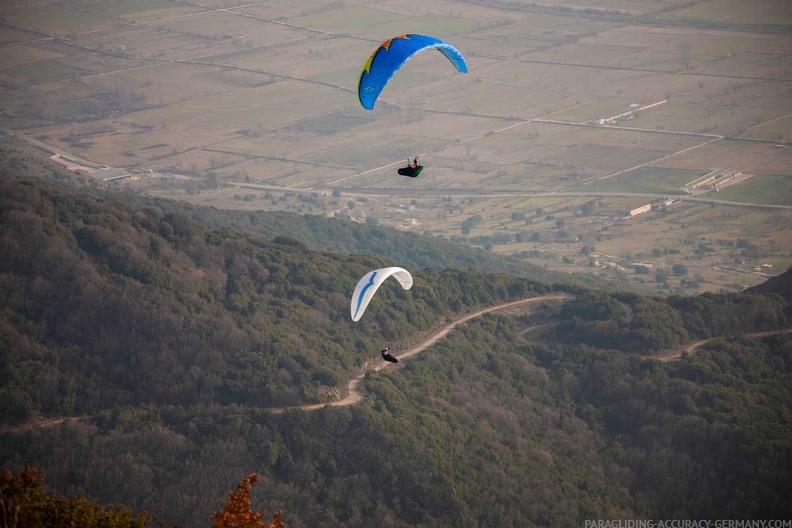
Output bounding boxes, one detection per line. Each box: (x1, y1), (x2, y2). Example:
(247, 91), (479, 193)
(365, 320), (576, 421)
(1, 0), (790, 293)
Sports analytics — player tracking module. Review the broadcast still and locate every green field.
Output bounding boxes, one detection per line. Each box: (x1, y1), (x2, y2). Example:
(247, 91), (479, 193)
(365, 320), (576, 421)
(573, 167), (705, 193)
(708, 174), (792, 206)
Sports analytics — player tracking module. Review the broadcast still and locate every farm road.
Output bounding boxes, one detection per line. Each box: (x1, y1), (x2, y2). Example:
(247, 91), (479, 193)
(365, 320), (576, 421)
(230, 181), (792, 211)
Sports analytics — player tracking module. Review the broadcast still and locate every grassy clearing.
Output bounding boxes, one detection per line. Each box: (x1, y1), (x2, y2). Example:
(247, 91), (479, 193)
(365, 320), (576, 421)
(1, 59), (87, 86)
(656, 140), (792, 176)
(0, 26), (35, 45)
(285, 5), (405, 34)
(573, 167), (705, 193)
(655, 0), (792, 25)
(4, 0), (198, 34)
(706, 174), (792, 206)
(0, 45), (64, 68)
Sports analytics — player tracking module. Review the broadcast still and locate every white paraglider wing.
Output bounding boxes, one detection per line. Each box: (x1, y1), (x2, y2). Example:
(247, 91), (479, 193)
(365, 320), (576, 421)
(350, 267), (413, 322)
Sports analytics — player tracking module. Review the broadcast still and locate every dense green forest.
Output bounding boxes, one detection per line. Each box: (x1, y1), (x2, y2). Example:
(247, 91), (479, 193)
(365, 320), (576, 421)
(0, 175), (555, 423)
(1, 159), (791, 527)
(555, 290), (787, 353)
(2, 310), (790, 526)
(747, 268), (792, 308)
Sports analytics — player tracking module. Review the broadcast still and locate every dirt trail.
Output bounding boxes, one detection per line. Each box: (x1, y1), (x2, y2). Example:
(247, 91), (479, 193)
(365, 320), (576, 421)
(651, 328), (792, 362)
(0, 415), (89, 434)
(270, 294), (572, 413)
(6, 305), (788, 429)
(2, 295), (569, 429)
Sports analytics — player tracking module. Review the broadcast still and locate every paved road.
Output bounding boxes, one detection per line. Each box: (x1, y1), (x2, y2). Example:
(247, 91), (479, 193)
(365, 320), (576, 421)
(229, 181), (792, 211)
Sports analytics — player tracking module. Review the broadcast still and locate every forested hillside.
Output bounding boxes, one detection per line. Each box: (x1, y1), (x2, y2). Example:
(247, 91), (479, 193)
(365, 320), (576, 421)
(0, 175), (553, 423)
(0, 145), (618, 291)
(133, 198), (612, 289)
(1, 161), (791, 527)
(747, 266), (792, 306)
(555, 290), (787, 353)
(2, 307), (790, 526)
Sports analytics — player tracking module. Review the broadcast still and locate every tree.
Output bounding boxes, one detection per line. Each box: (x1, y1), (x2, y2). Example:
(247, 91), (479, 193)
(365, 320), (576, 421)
(672, 263), (688, 276)
(212, 474), (285, 528)
(681, 278), (700, 289)
(0, 467), (151, 527)
(736, 238), (752, 249)
(580, 202), (596, 215)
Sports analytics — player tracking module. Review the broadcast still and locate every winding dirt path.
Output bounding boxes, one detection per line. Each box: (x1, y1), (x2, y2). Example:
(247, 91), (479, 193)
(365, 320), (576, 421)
(270, 294), (572, 413)
(6, 304), (788, 429)
(0, 415), (89, 434)
(1, 295), (569, 431)
(650, 328), (792, 362)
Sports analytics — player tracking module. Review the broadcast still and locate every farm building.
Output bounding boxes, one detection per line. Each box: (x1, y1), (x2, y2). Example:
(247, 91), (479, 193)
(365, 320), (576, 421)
(624, 203), (652, 217)
(652, 197), (681, 210)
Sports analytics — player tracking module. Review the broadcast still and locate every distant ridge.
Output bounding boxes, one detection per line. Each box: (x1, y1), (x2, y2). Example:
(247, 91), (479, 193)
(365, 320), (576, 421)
(746, 266), (792, 303)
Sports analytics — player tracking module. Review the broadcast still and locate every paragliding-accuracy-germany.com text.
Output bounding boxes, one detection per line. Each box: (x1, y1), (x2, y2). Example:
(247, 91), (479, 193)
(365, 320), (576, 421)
(584, 521), (792, 528)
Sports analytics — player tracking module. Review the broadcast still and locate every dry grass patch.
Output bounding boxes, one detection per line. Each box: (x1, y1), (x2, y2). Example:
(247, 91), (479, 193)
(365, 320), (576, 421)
(655, 139), (792, 175)
(2, 0), (200, 34)
(743, 115), (792, 142)
(655, 0), (792, 25)
(0, 45), (65, 68)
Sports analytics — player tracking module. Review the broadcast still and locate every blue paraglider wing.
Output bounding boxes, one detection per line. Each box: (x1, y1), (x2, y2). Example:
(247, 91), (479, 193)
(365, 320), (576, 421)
(358, 34), (468, 110)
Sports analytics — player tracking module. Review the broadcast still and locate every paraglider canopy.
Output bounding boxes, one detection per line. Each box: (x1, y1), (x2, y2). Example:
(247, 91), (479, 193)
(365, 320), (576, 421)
(350, 266), (413, 321)
(358, 34), (468, 110)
